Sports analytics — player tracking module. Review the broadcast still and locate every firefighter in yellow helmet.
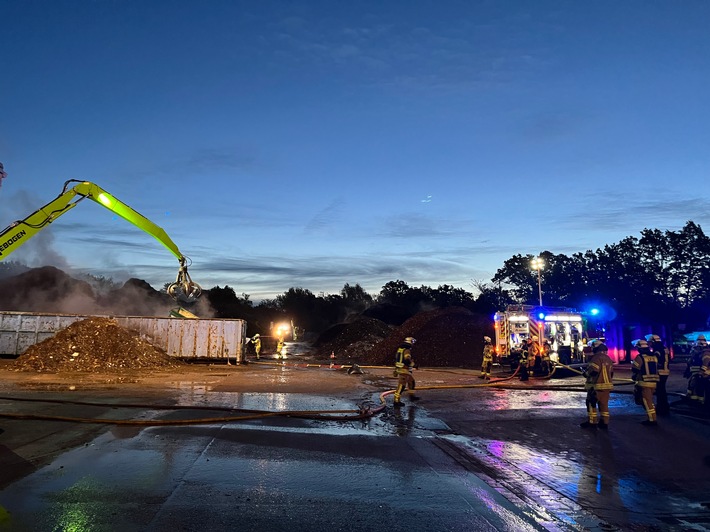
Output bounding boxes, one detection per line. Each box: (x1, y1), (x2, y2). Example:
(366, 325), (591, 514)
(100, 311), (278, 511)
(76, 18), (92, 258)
(632, 339), (660, 426)
(276, 335), (285, 361)
(580, 339), (614, 429)
(252, 334), (262, 360)
(393, 337), (421, 407)
(479, 336), (494, 380)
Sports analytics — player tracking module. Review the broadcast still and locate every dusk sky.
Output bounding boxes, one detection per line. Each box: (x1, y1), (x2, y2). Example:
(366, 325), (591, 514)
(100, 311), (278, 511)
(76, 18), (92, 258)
(1, 1), (709, 301)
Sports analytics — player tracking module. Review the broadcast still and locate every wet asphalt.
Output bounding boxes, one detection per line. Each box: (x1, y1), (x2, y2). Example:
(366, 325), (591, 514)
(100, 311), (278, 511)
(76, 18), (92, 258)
(0, 358), (709, 532)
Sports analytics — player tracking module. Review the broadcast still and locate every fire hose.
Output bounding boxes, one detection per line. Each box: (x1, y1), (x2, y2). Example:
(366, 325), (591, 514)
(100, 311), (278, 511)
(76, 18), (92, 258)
(0, 395), (383, 425)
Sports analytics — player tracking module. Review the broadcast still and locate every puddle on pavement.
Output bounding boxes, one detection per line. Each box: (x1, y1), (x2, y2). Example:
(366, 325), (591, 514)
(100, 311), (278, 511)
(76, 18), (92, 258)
(0, 425), (539, 532)
(443, 432), (706, 529)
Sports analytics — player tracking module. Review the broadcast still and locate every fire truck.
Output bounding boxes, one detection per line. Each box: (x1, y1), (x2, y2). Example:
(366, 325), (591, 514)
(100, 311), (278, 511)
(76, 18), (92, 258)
(494, 305), (587, 369)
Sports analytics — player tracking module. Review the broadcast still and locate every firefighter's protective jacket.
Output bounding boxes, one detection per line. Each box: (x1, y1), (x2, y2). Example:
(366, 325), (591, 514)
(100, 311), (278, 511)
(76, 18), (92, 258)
(482, 344), (494, 363)
(585, 352), (614, 391)
(702, 350), (710, 378)
(653, 343), (670, 376)
(523, 340), (540, 362)
(687, 347), (704, 377)
(395, 345), (415, 375)
(541, 342), (551, 362)
(632, 353), (660, 387)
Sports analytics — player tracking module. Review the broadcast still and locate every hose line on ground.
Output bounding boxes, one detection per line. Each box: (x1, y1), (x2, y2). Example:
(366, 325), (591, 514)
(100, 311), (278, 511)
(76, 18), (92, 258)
(0, 395), (383, 425)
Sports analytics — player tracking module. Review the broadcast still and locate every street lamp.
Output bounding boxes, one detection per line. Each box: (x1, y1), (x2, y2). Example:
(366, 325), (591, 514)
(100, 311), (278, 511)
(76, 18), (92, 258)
(530, 256), (544, 307)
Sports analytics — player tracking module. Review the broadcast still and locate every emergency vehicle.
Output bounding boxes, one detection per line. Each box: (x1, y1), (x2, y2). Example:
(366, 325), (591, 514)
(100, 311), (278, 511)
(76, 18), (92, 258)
(494, 305), (587, 369)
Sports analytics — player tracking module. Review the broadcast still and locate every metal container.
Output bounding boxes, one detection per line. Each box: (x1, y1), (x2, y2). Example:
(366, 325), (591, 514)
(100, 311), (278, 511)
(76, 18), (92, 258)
(0, 311), (247, 362)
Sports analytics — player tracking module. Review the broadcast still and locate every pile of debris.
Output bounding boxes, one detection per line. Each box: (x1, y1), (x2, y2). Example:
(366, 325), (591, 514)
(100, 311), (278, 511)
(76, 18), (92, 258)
(312, 316), (394, 361)
(11, 317), (184, 373)
(358, 307), (493, 368)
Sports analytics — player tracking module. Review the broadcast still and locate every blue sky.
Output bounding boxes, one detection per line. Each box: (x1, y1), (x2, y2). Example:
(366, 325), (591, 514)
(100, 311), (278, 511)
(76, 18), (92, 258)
(1, 1), (709, 301)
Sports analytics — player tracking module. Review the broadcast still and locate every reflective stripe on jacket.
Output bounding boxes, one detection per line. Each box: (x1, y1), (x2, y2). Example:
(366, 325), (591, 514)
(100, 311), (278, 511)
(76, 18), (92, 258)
(586, 352), (615, 391)
(655, 345), (670, 376)
(633, 353), (659, 386)
(395, 346), (414, 374)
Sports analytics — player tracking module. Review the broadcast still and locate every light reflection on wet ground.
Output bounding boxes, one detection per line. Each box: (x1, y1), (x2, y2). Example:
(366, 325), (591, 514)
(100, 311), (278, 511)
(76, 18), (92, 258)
(430, 379), (710, 531)
(2, 365), (709, 530)
(0, 415), (547, 531)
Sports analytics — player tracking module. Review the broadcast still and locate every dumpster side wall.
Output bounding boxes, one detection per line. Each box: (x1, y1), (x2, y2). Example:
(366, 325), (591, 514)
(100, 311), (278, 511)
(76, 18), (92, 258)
(0, 312), (246, 362)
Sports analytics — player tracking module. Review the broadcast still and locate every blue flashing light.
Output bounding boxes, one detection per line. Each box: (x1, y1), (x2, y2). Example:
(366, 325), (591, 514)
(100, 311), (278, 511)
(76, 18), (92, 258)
(590, 308), (600, 316)
(537, 312), (546, 320)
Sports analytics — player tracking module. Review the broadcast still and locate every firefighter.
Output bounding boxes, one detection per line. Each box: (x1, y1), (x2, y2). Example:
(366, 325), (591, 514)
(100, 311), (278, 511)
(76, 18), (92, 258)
(685, 335), (706, 404)
(632, 339), (660, 426)
(252, 334), (262, 360)
(540, 338), (552, 376)
(701, 346), (710, 412)
(519, 337), (532, 381)
(527, 336), (541, 378)
(647, 334), (670, 415)
(393, 337), (421, 406)
(580, 339), (614, 429)
(276, 336), (285, 360)
(479, 336), (494, 380)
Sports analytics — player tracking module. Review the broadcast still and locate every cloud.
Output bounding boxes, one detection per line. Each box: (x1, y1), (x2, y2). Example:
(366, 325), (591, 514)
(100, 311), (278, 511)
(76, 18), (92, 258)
(376, 212), (468, 238)
(561, 193), (710, 233)
(192, 247), (494, 299)
(264, 9), (547, 93)
(115, 145), (262, 186)
(303, 198), (346, 235)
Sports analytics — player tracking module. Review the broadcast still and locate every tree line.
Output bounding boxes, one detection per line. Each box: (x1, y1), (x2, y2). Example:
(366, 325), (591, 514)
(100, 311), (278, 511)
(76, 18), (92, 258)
(206, 221), (710, 336)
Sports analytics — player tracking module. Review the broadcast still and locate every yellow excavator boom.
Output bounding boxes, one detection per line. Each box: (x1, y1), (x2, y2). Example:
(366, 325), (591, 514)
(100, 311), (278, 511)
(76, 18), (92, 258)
(0, 179), (201, 303)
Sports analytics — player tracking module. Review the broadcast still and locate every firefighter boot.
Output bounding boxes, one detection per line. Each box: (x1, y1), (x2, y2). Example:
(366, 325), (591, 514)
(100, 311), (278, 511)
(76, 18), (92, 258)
(393, 401), (405, 407)
(580, 421), (597, 429)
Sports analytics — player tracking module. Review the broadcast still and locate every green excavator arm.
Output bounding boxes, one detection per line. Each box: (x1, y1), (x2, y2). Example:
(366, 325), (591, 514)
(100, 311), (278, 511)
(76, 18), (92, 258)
(0, 179), (202, 303)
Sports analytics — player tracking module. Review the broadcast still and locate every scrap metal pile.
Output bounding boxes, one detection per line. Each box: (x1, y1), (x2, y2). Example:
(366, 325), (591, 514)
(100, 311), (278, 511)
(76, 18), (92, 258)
(11, 317), (183, 373)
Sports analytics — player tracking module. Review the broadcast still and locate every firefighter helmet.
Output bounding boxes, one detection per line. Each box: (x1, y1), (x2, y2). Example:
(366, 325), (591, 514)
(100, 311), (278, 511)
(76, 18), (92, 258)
(253, 334), (260, 338)
(697, 335), (707, 346)
(590, 339), (607, 353)
(634, 339), (649, 350)
(404, 337), (416, 345)
(590, 339), (604, 348)
(593, 344), (608, 354)
(645, 334), (662, 343)
(483, 336), (491, 343)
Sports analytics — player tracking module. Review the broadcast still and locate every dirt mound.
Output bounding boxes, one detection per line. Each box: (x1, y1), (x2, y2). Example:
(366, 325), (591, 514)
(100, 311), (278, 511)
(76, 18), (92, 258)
(312, 317), (394, 360)
(359, 307), (494, 368)
(0, 266), (96, 314)
(11, 317), (183, 373)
